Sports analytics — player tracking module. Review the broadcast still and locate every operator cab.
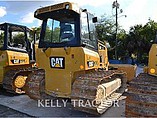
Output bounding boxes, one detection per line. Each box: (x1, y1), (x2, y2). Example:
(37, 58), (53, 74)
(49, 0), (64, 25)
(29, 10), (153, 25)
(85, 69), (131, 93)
(0, 23), (31, 53)
(35, 2), (98, 51)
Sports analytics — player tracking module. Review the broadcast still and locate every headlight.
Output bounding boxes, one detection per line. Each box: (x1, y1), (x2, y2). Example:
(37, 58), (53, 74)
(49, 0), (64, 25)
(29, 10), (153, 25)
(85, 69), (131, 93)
(150, 68), (155, 74)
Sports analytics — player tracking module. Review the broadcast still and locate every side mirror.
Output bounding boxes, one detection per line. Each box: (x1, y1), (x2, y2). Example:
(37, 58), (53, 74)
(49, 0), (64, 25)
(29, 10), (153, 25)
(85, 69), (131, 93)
(92, 17), (98, 23)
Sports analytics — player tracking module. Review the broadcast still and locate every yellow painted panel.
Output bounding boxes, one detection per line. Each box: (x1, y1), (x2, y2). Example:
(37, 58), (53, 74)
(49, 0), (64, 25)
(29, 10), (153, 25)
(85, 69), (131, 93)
(0, 66), (3, 83)
(0, 51), (7, 83)
(36, 47), (100, 97)
(110, 64), (137, 82)
(0, 51), (8, 67)
(0, 50), (30, 84)
(98, 41), (109, 70)
(148, 44), (157, 76)
(7, 51), (29, 66)
(36, 2), (80, 16)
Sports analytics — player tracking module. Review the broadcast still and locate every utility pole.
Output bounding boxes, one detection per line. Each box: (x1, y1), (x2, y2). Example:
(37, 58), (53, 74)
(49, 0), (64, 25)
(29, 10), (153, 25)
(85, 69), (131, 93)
(112, 0), (120, 60)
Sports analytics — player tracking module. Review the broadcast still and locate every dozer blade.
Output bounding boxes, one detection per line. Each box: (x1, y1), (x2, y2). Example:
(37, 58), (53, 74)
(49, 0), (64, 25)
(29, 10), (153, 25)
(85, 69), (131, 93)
(126, 73), (157, 117)
(71, 70), (127, 115)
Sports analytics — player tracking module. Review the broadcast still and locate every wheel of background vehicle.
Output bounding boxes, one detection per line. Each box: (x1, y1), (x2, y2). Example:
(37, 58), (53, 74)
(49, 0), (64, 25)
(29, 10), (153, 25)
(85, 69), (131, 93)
(14, 76), (27, 88)
(13, 75), (27, 94)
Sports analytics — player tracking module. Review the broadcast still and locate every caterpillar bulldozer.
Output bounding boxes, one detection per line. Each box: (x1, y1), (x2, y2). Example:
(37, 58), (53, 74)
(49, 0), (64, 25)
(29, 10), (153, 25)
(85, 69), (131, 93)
(126, 35), (157, 116)
(24, 2), (130, 115)
(0, 23), (35, 94)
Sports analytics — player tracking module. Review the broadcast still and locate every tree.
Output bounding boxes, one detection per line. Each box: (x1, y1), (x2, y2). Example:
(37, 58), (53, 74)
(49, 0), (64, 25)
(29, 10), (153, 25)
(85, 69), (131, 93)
(13, 33), (26, 47)
(96, 14), (128, 59)
(96, 15), (115, 42)
(30, 27), (41, 42)
(125, 19), (157, 64)
(53, 27), (60, 42)
(116, 29), (128, 59)
(96, 15), (118, 59)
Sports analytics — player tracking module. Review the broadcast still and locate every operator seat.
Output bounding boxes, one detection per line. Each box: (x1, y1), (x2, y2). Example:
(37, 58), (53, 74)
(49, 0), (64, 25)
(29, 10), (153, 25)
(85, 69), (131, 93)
(60, 24), (74, 42)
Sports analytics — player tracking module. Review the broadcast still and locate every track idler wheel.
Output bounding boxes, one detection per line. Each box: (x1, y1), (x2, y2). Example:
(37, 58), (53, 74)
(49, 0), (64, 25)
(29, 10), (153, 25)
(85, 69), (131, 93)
(13, 75), (27, 94)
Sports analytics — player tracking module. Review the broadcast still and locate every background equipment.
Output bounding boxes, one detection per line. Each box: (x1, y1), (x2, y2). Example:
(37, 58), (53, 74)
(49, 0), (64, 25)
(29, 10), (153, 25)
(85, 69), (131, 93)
(0, 23), (35, 94)
(126, 35), (157, 117)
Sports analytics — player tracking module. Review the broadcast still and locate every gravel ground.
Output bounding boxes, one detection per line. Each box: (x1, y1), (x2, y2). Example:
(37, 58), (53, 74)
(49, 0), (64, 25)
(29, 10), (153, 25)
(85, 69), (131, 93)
(0, 86), (125, 117)
(0, 66), (143, 117)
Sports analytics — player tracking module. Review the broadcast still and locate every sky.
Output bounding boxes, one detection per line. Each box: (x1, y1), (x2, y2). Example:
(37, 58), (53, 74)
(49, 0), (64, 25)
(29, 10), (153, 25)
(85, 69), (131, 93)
(0, 0), (157, 31)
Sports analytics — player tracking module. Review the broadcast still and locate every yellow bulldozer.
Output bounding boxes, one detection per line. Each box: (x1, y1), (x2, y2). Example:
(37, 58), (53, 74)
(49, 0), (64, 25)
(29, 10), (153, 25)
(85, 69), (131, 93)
(0, 23), (36, 94)
(24, 2), (135, 115)
(126, 35), (157, 116)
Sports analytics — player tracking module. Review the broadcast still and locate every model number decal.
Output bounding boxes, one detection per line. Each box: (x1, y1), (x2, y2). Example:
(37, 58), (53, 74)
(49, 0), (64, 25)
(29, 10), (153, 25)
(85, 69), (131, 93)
(87, 61), (95, 68)
(11, 59), (25, 64)
(50, 57), (65, 69)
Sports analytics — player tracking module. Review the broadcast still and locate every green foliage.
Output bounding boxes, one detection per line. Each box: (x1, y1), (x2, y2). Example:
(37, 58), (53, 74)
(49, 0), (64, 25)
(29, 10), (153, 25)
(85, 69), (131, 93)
(116, 29), (128, 59)
(96, 15), (115, 42)
(0, 32), (4, 48)
(45, 26), (60, 43)
(96, 15), (157, 64)
(53, 27), (60, 42)
(13, 33), (26, 46)
(31, 25), (61, 43)
(30, 27), (41, 42)
(96, 14), (126, 59)
(125, 19), (157, 64)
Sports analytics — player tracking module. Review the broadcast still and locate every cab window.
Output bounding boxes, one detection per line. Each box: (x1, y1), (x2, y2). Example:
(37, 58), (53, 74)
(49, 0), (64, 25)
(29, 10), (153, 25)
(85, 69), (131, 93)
(81, 11), (97, 50)
(44, 18), (76, 43)
(8, 26), (27, 50)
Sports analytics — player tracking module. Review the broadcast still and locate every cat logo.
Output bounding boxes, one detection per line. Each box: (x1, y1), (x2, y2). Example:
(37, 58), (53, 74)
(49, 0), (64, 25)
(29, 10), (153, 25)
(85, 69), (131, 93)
(50, 57), (65, 69)
(11, 59), (25, 64)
